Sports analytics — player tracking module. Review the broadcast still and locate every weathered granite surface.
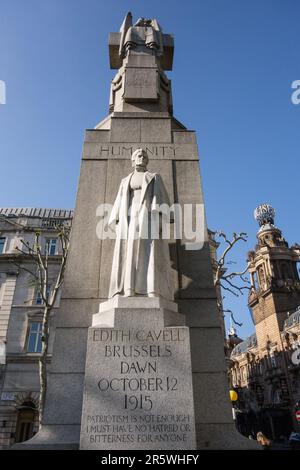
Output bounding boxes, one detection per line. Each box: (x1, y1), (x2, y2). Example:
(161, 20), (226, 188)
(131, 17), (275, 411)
(80, 301), (196, 450)
(16, 14), (258, 450)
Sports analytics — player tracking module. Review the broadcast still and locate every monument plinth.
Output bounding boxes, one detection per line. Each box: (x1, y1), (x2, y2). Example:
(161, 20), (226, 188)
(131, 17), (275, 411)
(80, 298), (196, 449)
(17, 12), (258, 450)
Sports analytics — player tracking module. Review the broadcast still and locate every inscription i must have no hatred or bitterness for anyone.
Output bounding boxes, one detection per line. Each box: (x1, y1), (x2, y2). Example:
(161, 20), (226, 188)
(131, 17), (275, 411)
(83, 327), (194, 446)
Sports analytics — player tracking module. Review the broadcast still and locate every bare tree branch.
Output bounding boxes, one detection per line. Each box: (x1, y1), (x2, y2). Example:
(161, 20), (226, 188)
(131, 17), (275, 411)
(212, 230), (251, 332)
(223, 277), (250, 294)
(219, 282), (240, 297)
(223, 264), (249, 279)
(213, 231), (250, 297)
(9, 260), (38, 280)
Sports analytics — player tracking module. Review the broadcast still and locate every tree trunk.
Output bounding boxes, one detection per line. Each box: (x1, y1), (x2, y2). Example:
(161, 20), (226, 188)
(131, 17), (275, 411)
(38, 304), (51, 428)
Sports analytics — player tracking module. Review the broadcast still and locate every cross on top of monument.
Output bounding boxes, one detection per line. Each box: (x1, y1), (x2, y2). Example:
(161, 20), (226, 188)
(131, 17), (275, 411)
(109, 12), (174, 70)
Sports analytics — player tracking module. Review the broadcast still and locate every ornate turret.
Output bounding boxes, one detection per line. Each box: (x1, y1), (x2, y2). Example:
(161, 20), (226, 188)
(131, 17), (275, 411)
(248, 204), (300, 352)
(254, 204), (275, 227)
(253, 204), (288, 250)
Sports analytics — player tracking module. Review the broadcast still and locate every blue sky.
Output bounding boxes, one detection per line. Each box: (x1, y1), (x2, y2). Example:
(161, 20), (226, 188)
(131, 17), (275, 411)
(1, 1), (299, 338)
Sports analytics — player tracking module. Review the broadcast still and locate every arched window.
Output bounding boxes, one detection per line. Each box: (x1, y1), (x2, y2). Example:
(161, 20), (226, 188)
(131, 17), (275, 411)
(281, 262), (291, 280)
(252, 271), (258, 290)
(258, 265), (266, 289)
(270, 353), (277, 368)
(15, 401), (38, 443)
(271, 386), (282, 404)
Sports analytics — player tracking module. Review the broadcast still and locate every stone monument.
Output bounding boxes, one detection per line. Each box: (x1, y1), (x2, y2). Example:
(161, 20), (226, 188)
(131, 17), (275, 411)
(79, 146), (196, 449)
(19, 13), (257, 449)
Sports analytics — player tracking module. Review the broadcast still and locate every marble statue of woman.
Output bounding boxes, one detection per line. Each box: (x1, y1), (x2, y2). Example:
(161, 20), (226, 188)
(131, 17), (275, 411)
(108, 148), (173, 300)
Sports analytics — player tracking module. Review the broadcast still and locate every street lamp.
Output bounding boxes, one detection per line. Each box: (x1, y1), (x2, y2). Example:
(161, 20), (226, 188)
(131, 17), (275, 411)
(230, 390), (238, 421)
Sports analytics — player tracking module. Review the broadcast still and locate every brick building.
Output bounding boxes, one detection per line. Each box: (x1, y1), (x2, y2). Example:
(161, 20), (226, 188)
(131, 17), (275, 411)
(229, 205), (300, 440)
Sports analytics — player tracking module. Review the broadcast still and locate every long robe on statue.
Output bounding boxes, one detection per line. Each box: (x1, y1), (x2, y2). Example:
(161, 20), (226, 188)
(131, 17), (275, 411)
(108, 171), (173, 300)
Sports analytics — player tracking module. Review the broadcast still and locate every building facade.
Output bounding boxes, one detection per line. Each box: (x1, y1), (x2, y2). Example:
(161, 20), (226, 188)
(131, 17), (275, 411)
(229, 205), (300, 440)
(0, 208), (73, 449)
(4, 203), (298, 446)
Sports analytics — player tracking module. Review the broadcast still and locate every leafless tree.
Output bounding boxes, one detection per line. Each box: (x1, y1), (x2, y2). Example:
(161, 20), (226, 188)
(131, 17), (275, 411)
(210, 231), (254, 334)
(12, 225), (70, 428)
(213, 231), (251, 297)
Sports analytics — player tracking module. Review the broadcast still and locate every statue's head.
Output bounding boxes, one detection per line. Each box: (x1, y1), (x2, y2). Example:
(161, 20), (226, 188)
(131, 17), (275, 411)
(131, 148), (149, 169)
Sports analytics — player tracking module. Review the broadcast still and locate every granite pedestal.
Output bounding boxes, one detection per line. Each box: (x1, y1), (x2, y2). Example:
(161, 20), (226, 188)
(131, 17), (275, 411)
(80, 297), (196, 450)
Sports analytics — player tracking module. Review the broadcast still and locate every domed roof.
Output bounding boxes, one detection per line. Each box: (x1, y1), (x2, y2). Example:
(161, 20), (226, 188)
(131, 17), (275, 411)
(284, 307), (300, 329)
(254, 204), (275, 227)
(231, 333), (257, 358)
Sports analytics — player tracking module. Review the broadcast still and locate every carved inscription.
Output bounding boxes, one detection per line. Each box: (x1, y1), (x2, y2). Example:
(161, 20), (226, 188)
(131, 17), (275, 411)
(97, 145), (180, 158)
(80, 326), (196, 449)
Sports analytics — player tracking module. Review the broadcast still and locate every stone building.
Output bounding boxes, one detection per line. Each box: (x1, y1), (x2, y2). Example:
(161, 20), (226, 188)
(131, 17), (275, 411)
(0, 208), (73, 449)
(229, 205), (300, 440)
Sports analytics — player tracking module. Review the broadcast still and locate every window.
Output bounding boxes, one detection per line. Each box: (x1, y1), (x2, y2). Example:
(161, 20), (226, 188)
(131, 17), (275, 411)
(35, 290), (43, 305)
(258, 266), (266, 289)
(270, 354), (277, 368)
(0, 237), (6, 254)
(27, 322), (42, 353)
(281, 262), (291, 280)
(35, 286), (50, 305)
(15, 402), (37, 443)
(46, 238), (57, 255)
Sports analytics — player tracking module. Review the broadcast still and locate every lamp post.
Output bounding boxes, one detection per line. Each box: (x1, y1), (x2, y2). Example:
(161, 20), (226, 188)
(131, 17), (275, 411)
(230, 389), (238, 421)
